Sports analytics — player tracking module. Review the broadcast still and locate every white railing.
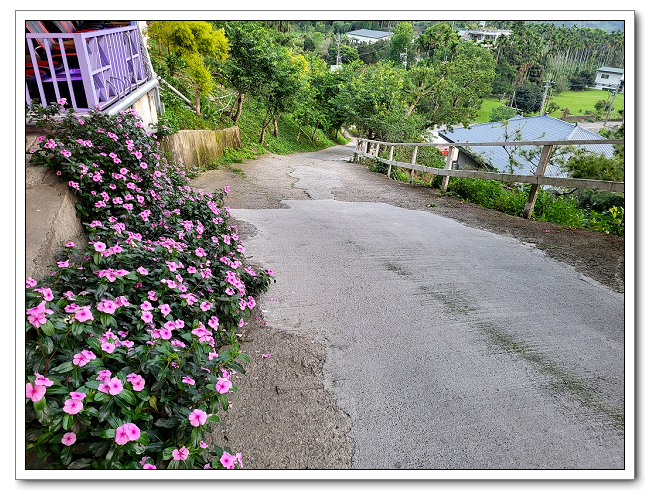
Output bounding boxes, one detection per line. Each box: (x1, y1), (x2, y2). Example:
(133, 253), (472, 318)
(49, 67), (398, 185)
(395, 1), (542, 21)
(26, 26), (154, 113)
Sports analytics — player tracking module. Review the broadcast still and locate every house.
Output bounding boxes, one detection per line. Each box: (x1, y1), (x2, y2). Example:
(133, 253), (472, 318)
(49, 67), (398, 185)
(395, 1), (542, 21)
(438, 115), (615, 178)
(25, 20), (161, 127)
(594, 67), (624, 93)
(457, 29), (511, 44)
(346, 29), (393, 44)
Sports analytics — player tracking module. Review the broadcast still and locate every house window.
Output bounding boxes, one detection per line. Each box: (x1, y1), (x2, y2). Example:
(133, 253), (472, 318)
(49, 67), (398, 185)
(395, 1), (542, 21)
(602, 74), (610, 79)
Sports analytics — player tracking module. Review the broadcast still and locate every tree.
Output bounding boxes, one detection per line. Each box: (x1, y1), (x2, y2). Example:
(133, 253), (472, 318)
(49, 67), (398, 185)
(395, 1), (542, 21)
(148, 21), (229, 117)
(415, 41), (496, 128)
(327, 43), (359, 65)
(512, 83), (543, 114)
(387, 21), (415, 67)
(568, 70), (595, 90)
(222, 22), (274, 124)
(416, 22), (459, 63)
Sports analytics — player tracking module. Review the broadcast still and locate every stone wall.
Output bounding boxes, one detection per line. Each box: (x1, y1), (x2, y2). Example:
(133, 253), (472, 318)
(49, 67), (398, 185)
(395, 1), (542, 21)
(162, 127), (242, 169)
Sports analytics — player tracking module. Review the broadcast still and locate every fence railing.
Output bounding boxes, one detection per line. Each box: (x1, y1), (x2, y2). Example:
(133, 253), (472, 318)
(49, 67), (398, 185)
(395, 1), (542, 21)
(354, 137), (625, 219)
(26, 26), (154, 113)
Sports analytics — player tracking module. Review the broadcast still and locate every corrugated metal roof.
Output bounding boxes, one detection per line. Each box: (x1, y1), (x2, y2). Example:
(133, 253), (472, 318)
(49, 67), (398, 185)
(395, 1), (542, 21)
(597, 66), (624, 74)
(347, 29), (393, 38)
(439, 115), (614, 177)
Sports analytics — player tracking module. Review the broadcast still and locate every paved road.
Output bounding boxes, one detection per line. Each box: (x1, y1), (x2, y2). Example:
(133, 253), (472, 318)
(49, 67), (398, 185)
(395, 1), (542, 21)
(219, 144), (625, 471)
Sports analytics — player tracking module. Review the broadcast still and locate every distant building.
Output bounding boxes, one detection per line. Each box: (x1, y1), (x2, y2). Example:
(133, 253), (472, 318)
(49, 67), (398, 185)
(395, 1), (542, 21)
(457, 29), (511, 44)
(439, 115), (614, 178)
(594, 67), (624, 93)
(346, 29), (393, 44)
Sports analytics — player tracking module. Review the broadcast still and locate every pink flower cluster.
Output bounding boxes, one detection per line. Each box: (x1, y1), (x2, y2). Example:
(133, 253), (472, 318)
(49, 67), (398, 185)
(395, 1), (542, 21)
(115, 422), (141, 445)
(25, 373), (54, 402)
(26, 301), (53, 328)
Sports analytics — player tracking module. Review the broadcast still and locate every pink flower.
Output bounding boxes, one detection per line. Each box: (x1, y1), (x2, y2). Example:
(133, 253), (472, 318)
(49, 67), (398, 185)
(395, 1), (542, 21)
(115, 425), (130, 445)
(215, 378), (232, 394)
(61, 432), (76, 446)
(158, 303), (171, 316)
(200, 441), (208, 449)
(182, 376), (195, 386)
(267, 269), (274, 276)
(69, 392), (86, 400)
(74, 306), (94, 323)
(101, 342), (116, 353)
(125, 423), (141, 441)
(108, 377), (123, 395)
(208, 316), (219, 329)
(96, 369), (111, 382)
(97, 299), (118, 314)
(223, 186), (230, 194)
(26, 277), (37, 288)
(137, 266), (149, 275)
(262, 353), (270, 358)
(143, 464), (157, 469)
(172, 446), (189, 461)
(141, 310), (153, 323)
(26, 382), (46, 402)
(188, 409), (208, 427)
(140, 300), (154, 311)
(200, 301), (211, 312)
(131, 375), (145, 392)
(220, 451), (236, 469)
(63, 398), (83, 414)
(92, 241), (106, 252)
(34, 373), (54, 387)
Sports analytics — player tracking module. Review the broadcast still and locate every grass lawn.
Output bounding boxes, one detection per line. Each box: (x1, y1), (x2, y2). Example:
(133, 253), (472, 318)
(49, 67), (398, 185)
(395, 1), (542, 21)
(476, 88), (625, 124)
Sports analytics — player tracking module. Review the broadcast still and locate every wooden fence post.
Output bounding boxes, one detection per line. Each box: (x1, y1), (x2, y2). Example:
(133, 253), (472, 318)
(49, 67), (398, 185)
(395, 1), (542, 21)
(440, 147), (455, 193)
(409, 145), (418, 183)
(387, 145), (394, 178)
(523, 144), (553, 219)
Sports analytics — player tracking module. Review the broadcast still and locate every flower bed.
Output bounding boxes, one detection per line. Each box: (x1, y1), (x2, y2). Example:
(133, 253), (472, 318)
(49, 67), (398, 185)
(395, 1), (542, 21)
(25, 101), (273, 470)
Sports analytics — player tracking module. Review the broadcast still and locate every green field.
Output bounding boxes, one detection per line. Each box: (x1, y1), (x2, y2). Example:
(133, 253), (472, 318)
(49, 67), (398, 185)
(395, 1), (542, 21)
(476, 89), (624, 124)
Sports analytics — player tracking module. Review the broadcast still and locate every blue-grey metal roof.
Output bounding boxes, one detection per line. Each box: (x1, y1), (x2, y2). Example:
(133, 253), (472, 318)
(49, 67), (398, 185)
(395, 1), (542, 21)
(347, 29), (393, 38)
(439, 115), (615, 177)
(596, 66), (624, 74)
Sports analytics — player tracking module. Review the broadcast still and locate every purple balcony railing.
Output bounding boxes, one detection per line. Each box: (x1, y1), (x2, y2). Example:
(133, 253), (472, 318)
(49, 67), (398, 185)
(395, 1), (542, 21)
(26, 25), (153, 113)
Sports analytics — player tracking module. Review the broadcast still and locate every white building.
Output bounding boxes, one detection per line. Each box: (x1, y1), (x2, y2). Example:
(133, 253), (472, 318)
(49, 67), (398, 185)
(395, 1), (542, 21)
(346, 29), (393, 44)
(594, 67), (624, 93)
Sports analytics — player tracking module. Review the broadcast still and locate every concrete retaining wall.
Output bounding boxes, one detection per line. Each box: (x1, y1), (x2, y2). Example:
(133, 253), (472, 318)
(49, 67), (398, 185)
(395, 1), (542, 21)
(162, 127), (242, 169)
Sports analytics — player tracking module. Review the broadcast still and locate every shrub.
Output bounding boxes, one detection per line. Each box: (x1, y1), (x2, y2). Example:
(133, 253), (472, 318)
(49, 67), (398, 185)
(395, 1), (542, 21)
(25, 101), (274, 470)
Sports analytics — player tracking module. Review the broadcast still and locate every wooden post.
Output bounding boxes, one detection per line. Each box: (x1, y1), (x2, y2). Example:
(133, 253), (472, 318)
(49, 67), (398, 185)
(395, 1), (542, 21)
(409, 145), (418, 183)
(523, 144), (553, 219)
(387, 145), (394, 178)
(440, 146), (455, 193)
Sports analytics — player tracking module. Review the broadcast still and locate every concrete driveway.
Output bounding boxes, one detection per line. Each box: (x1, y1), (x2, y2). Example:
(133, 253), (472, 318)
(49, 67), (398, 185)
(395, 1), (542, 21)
(197, 143), (627, 475)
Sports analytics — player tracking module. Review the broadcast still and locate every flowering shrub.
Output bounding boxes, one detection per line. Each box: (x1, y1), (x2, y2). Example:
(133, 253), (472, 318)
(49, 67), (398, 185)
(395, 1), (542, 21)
(25, 102), (274, 469)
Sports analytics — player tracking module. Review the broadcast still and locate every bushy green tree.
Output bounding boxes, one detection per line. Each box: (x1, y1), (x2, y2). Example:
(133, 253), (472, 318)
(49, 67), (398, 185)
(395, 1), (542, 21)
(512, 83), (543, 114)
(147, 21), (229, 117)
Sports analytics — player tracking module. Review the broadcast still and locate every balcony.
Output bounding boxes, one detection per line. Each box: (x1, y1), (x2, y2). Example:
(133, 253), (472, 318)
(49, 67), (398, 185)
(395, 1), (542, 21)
(25, 22), (160, 116)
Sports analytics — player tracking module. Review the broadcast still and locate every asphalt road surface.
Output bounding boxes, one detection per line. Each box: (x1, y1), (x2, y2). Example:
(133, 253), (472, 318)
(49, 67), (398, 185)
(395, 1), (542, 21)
(196, 143), (626, 473)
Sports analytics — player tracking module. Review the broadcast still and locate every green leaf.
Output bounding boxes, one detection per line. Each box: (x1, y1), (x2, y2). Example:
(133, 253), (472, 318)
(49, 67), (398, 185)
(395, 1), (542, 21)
(117, 389), (136, 405)
(206, 414), (220, 423)
(50, 361), (74, 374)
(41, 336), (54, 355)
(219, 393), (229, 411)
(100, 428), (116, 439)
(33, 396), (47, 411)
(85, 336), (102, 353)
(137, 432), (149, 446)
(68, 458), (94, 470)
(100, 312), (112, 328)
(237, 352), (250, 363)
(41, 320), (55, 337)
(148, 396), (158, 411)
(62, 413), (74, 431)
(61, 446), (74, 466)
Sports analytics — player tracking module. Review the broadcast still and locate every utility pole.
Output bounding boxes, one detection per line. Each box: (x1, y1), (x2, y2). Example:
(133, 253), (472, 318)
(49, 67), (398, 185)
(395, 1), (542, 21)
(603, 84), (619, 128)
(539, 79), (553, 115)
(400, 47), (408, 69)
(336, 33), (341, 66)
